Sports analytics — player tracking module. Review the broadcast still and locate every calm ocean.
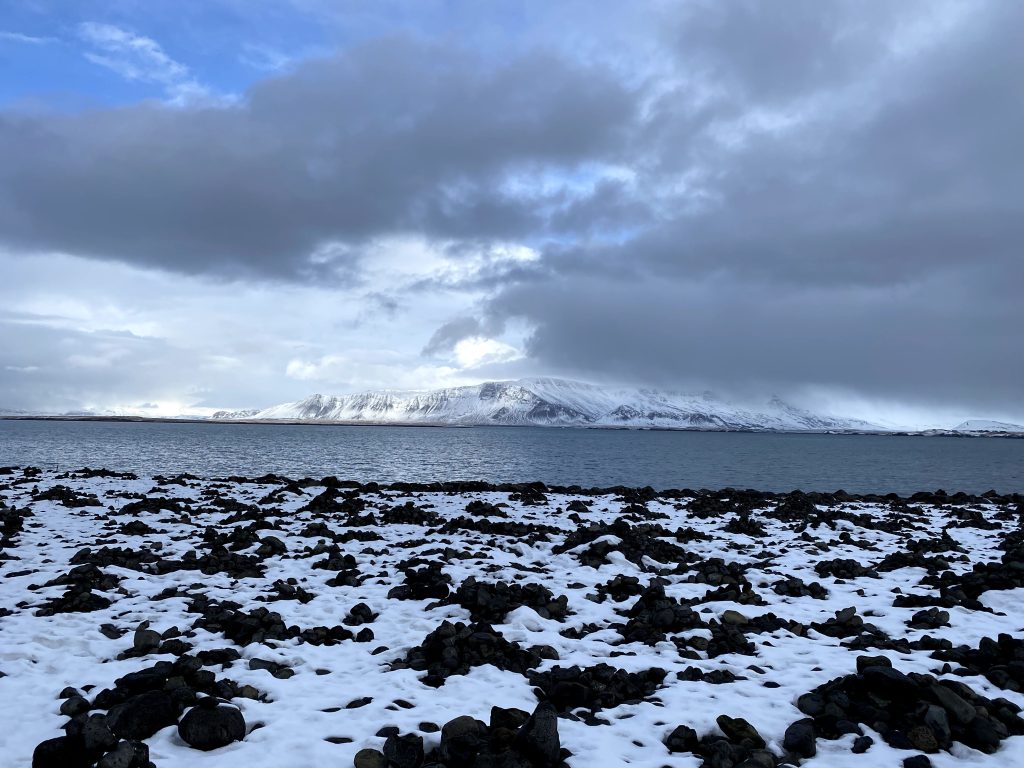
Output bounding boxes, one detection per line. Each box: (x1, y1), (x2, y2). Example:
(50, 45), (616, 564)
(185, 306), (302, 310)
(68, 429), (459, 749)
(2, 419), (1022, 494)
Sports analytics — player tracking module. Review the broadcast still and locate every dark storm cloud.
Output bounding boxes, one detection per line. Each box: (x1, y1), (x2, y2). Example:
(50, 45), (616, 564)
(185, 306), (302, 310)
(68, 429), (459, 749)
(467, 1), (1024, 411)
(0, 38), (637, 279)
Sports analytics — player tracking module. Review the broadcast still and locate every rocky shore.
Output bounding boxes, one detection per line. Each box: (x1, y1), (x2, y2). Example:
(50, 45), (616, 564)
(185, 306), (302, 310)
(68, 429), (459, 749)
(1, 467), (1023, 767)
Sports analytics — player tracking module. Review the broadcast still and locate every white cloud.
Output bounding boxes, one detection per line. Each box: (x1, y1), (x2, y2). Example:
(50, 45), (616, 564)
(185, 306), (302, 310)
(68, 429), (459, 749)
(0, 246), (513, 412)
(76, 22), (212, 105)
(239, 42), (293, 73)
(0, 31), (57, 45)
(78, 22), (187, 83)
(453, 337), (523, 368)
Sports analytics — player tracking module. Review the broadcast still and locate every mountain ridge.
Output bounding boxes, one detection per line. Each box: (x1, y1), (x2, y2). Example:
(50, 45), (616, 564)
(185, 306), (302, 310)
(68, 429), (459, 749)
(211, 378), (884, 432)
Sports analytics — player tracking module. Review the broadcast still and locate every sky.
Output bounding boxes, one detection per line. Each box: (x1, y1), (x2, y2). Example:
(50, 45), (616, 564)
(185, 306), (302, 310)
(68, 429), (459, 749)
(0, 1), (1021, 427)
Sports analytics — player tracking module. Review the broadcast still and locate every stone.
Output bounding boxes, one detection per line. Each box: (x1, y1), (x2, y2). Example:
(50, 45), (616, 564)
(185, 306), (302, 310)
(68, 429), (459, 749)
(716, 715), (766, 749)
(32, 737), (89, 768)
(929, 683), (976, 724)
(783, 718), (816, 758)
(907, 725), (938, 752)
(440, 715), (489, 765)
(721, 610), (749, 626)
(133, 623), (162, 654)
(856, 655), (892, 673)
(796, 692), (825, 717)
(178, 700), (245, 751)
(71, 714), (118, 756)
(96, 741), (150, 768)
(382, 733), (424, 768)
(59, 695), (91, 717)
(903, 756), (932, 768)
(923, 705), (951, 747)
(353, 748), (387, 768)
(664, 724), (699, 753)
(515, 702), (561, 766)
(852, 735), (874, 753)
(106, 691), (178, 740)
(490, 707), (530, 732)
(862, 666), (919, 702)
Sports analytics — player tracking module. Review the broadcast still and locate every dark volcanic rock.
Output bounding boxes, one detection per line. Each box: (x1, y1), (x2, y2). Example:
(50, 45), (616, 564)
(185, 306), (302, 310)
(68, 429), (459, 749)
(445, 576), (569, 623)
(553, 518), (692, 570)
(794, 661), (1024, 755)
(615, 583), (704, 645)
(387, 561), (452, 601)
(382, 733), (424, 768)
(529, 663), (667, 713)
(361, 701), (565, 768)
(401, 621), (541, 687)
(106, 691), (179, 740)
(515, 702), (560, 765)
(178, 699), (246, 750)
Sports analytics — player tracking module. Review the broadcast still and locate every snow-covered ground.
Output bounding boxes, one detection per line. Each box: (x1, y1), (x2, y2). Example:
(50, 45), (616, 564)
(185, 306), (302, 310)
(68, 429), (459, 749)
(1, 468), (1023, 767)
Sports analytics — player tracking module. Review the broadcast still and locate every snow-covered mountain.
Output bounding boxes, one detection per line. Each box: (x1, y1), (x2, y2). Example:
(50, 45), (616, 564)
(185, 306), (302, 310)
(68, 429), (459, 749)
(212, 378), (882, 432)
(952, 419), (1024, 433)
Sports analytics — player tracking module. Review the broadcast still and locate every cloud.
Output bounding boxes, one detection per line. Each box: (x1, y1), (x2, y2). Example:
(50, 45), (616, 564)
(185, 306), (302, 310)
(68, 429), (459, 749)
(0, 37), (637, 280)
(0, 31), (57, 45)
(470, 0), (1024, 415)
(1, 2), (1022, 420)
(239, 43), (293, 73)
(76, 22), (211, 104)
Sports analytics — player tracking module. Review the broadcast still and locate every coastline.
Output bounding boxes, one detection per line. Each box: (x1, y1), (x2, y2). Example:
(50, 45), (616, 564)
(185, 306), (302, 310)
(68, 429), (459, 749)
(2, 414), (1022, 438)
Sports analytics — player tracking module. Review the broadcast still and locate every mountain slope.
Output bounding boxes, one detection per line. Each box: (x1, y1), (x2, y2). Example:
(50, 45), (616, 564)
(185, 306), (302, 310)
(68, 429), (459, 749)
(952, 420), (1024, 433)
(212, 378), (882, 432)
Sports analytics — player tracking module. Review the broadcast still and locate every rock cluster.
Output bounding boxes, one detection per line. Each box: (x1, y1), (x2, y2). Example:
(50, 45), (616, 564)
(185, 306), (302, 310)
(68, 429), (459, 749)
(615, 584), (703, 645)
(445, 577), (569, 623)
(354, 703), (569, 768)
(188, 595), (357, 646)
(528, 664), (667, 713)
(32, 655), (249, 767)
(553, 518), (692, 569)
(795, 657), (1024, 755)
(399, 621), (542, 687)
(388, 561), (452, 601)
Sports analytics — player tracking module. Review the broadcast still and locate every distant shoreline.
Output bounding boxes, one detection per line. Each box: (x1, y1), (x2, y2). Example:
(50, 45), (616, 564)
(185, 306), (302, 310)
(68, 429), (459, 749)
(2, 414), (1021, 438)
